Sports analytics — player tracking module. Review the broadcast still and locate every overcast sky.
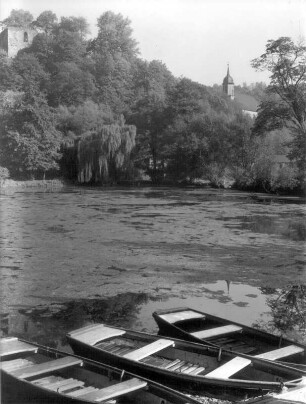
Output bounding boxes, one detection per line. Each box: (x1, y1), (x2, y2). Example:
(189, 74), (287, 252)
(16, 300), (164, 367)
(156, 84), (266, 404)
(1, 0), (305, 86)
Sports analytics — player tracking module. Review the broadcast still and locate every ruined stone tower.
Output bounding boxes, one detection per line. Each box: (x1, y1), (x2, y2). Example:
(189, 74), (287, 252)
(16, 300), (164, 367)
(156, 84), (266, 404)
(0, 26), (38, 58)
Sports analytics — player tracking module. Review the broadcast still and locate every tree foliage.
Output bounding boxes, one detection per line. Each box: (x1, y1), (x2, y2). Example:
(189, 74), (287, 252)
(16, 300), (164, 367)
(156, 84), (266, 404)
(77, 124), (136, 183)
(1, 9), (33, 27)
(90, 11), (139, 113)
(1, 7), (304, 191)
(0, 90), (62, 178)
(252, 37), (306, 181)
(32, 10), (58, 33)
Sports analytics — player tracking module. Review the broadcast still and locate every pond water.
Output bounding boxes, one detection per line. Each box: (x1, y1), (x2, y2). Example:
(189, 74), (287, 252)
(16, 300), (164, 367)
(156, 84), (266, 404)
(0, 186), (305, 351)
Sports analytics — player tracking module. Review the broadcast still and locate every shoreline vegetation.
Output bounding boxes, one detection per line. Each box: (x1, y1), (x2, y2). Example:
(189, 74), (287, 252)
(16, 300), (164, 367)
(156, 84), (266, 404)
(0, 11), (305, 196)
(1, 179), (305, 202)
(0, 178), (65, 189)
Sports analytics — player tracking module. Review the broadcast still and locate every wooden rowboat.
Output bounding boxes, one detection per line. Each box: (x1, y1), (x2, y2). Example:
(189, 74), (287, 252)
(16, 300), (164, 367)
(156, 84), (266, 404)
(152, 307), (306, 369)
(67, 323), (306, 401)
(0, 337), (202, 404)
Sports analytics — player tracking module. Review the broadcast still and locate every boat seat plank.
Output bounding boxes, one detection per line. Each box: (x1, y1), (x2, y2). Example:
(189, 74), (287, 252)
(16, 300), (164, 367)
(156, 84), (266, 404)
(255, 345), (304, 361)
(32, 376), (58, 385)
(157, 358), (176, 369)
(0, 338), (37, 357)
(190, 325), (242, 340)
(69, 325), (126, 346)
(123, 339), (174, 361)
(177, 363), (195, 373)
(75, 378), (147, 402)
(104, 345), (124, 354)
(159, 310), (205, 324)
(44, 378), (75, 389)
(10, 356), (83, 379)
(57, 380), (85, 392)
(188, 366), (205, 375)
(167, 360), (186, 371)
(164, 359), (181, 369)
(182, 364), (201, 374)
(117, 347), (135, 356)
(205, 356), (252, 379)
(1, 358), (33, 371)
(67, 386), (98, 397)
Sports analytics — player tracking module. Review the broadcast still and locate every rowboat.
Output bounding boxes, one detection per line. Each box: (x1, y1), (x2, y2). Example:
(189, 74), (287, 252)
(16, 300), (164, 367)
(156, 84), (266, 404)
(0, 336), (201, 404)
(152, 307), (306, 369)
(67, 323), (306, 400)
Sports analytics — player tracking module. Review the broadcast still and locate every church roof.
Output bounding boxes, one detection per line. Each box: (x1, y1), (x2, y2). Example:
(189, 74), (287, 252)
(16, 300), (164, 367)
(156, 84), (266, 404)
(234, 91), (259, 112)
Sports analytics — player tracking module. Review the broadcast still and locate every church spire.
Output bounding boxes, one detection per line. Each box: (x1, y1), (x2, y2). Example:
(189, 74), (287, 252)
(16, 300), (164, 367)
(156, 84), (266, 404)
(223, 64), (235, 100)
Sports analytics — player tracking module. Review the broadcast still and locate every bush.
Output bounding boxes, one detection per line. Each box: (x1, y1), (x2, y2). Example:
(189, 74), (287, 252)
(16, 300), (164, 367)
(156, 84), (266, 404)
(270, 164), (298, 192)
(0, 166), (10, 180)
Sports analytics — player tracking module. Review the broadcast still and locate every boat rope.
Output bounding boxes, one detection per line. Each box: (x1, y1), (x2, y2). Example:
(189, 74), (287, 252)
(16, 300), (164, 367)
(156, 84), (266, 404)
(284, 377), (304, 386)
(276, 360), (306, 368)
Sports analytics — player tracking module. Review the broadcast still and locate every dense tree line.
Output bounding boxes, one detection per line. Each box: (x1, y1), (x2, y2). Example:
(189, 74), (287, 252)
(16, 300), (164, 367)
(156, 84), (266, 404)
(0, 10), (304, 193)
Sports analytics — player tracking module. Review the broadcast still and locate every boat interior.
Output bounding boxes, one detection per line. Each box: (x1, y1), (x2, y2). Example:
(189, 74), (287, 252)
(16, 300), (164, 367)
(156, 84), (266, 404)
(0, 338), (172, 404)
(70, 326), (303, 384)
(157, 310), (305, 362)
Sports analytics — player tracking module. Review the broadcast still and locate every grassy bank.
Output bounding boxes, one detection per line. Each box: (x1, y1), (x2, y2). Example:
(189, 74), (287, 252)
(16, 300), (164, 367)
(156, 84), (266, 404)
(0, 179), (65, 189)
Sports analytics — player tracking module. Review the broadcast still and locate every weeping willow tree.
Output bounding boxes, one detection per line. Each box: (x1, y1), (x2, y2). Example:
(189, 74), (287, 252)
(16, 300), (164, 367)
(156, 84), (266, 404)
(77, 124), (136, 183)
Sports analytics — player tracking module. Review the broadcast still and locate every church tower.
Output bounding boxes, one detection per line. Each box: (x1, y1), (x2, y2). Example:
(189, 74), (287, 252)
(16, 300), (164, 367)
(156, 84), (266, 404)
(223, 64), (234, 100)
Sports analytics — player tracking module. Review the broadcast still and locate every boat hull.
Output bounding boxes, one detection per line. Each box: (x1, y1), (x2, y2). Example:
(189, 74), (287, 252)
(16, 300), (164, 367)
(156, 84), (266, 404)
(152, 307), (306, 367)
(1, 338), (201, 404)
(67, 331), (303, 401)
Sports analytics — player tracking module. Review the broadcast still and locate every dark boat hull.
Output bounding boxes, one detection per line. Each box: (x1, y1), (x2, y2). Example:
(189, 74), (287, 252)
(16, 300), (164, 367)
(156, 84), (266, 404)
(152, 307), (306, 366)
(1, 371), (90, 404)
(1, 338), (201, 404)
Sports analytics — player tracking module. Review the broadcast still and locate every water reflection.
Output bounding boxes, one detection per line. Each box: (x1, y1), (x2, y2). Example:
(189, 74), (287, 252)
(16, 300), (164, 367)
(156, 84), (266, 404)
(1, 293), (150, 350)
(220, 215), (306, 242)
(2, 282), (305, 352)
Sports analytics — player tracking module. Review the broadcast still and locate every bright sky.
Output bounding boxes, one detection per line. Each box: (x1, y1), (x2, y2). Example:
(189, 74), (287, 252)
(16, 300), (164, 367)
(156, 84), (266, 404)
(0, 0), (305, 86)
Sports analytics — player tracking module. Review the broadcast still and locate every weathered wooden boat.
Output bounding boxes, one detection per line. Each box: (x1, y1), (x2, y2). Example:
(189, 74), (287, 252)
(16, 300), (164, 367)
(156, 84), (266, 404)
(67, 323), (306, 400)
(0, 336), (202, 404)
(240, 377), (306, 403)
(152, 307), (306, 369)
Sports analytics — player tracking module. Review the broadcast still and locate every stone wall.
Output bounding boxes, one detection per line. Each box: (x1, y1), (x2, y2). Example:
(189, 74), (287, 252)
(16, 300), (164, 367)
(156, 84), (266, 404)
(0, 27), (38, 57)
(0, 28), (8, 54)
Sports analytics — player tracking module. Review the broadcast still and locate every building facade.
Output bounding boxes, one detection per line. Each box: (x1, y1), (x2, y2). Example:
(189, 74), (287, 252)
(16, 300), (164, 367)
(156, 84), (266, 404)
(0, 26), (38, 58)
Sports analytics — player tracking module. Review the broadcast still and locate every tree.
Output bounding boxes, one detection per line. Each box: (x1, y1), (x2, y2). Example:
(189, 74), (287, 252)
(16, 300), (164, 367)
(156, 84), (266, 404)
(32, 10), (58, 33)
(0, 54), (22, 91)
(49, 62), (96, 106)
(12, 53), (50, 94)
(90, 11), (139, 113)
(254, 285), (306, 342)
(59, 16), (90, 40)
(77, 124), (136, 183)
(57, 100), (114, 138)
(251, 37), (306, 184)
(0, 90), (61, 179)
(1, 9), (33, 27)
(129, 59), (175, 183)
